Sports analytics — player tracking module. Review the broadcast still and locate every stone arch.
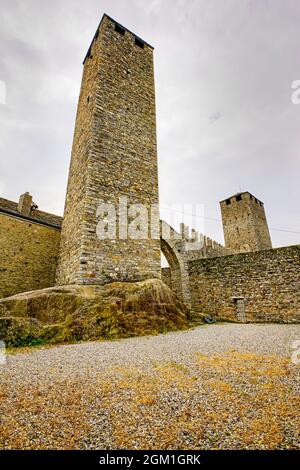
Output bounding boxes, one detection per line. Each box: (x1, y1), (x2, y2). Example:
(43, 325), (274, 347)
(160, 220), (191, 306)
(160, 238), (182, 298)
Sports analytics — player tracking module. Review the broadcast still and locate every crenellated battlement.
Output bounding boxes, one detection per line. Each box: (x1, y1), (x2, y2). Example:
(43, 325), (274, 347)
(161, 220), (230, 261)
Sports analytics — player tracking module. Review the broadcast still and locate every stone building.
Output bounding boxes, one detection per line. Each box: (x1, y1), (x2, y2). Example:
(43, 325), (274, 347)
(0, 193), (62, 298)
(0, 14), (299, 324)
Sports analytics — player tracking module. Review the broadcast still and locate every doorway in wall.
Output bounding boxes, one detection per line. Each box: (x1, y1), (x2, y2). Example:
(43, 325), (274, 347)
(234, 297), (246, 322)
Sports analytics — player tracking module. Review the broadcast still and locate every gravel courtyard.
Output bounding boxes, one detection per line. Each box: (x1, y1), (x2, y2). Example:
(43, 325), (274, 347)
(1, 323), (299, 449)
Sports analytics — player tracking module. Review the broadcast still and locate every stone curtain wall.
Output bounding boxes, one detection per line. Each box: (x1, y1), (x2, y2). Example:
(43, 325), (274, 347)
(0, 213), (61, 298)
(57, 14), (161, 286)
(160, 220), (229, 306)
(189, 245), (300, 323)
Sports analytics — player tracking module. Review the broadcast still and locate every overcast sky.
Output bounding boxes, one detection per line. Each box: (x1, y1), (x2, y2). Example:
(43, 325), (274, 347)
(0, 0), (300, 248)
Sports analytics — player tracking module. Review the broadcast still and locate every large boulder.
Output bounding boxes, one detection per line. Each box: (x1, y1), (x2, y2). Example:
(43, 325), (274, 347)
(0, 279), (188, 347)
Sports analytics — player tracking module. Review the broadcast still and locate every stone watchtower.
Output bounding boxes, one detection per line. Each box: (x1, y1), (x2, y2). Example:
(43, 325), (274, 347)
(57, 14), (161, 285)
(220, 191), (272, 254)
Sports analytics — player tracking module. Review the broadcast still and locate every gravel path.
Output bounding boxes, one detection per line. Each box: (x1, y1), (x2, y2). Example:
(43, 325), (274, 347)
(1, 324), (299, 449)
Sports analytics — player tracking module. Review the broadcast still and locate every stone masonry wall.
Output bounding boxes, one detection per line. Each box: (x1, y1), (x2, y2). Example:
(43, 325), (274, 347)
(161, 267), (171, 289)
(55, 19), (98, 285)
(0, 213), (61, 298)
(189, 245), (300, 323)
(57, 14), (161, 286)
(160, 220), (229, 305)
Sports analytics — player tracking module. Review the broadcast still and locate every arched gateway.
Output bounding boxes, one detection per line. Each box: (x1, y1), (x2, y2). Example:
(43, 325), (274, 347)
(160, 220), (191, 306)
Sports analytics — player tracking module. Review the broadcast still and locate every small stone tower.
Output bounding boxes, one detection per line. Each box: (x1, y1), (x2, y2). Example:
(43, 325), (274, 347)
(57, 14), (161, 285)
(220, 191), (272, 254)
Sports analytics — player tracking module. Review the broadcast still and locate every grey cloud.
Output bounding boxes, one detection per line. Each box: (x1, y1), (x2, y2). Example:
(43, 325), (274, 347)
(209, 112), (222, 124)
(0, 0), (299, 249)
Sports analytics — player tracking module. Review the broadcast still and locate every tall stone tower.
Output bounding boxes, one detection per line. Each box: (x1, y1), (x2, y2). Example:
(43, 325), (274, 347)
(57, 14), (161, 285)
(220, 191), (272, 254)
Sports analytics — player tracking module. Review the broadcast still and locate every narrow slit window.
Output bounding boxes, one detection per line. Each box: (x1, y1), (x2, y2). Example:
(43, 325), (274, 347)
(115, 24), (125, 36)
(135, 37), (144, 48)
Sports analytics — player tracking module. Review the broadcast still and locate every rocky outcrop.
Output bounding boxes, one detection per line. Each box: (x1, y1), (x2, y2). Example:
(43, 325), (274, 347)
(0, 279), (189, 347)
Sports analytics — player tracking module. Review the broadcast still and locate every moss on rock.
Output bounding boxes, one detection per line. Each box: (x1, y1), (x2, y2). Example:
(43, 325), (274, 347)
(0, 279), (189, 347)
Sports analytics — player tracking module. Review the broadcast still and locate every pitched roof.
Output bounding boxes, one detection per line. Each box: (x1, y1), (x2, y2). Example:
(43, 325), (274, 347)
(0, 197), (63, 229)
